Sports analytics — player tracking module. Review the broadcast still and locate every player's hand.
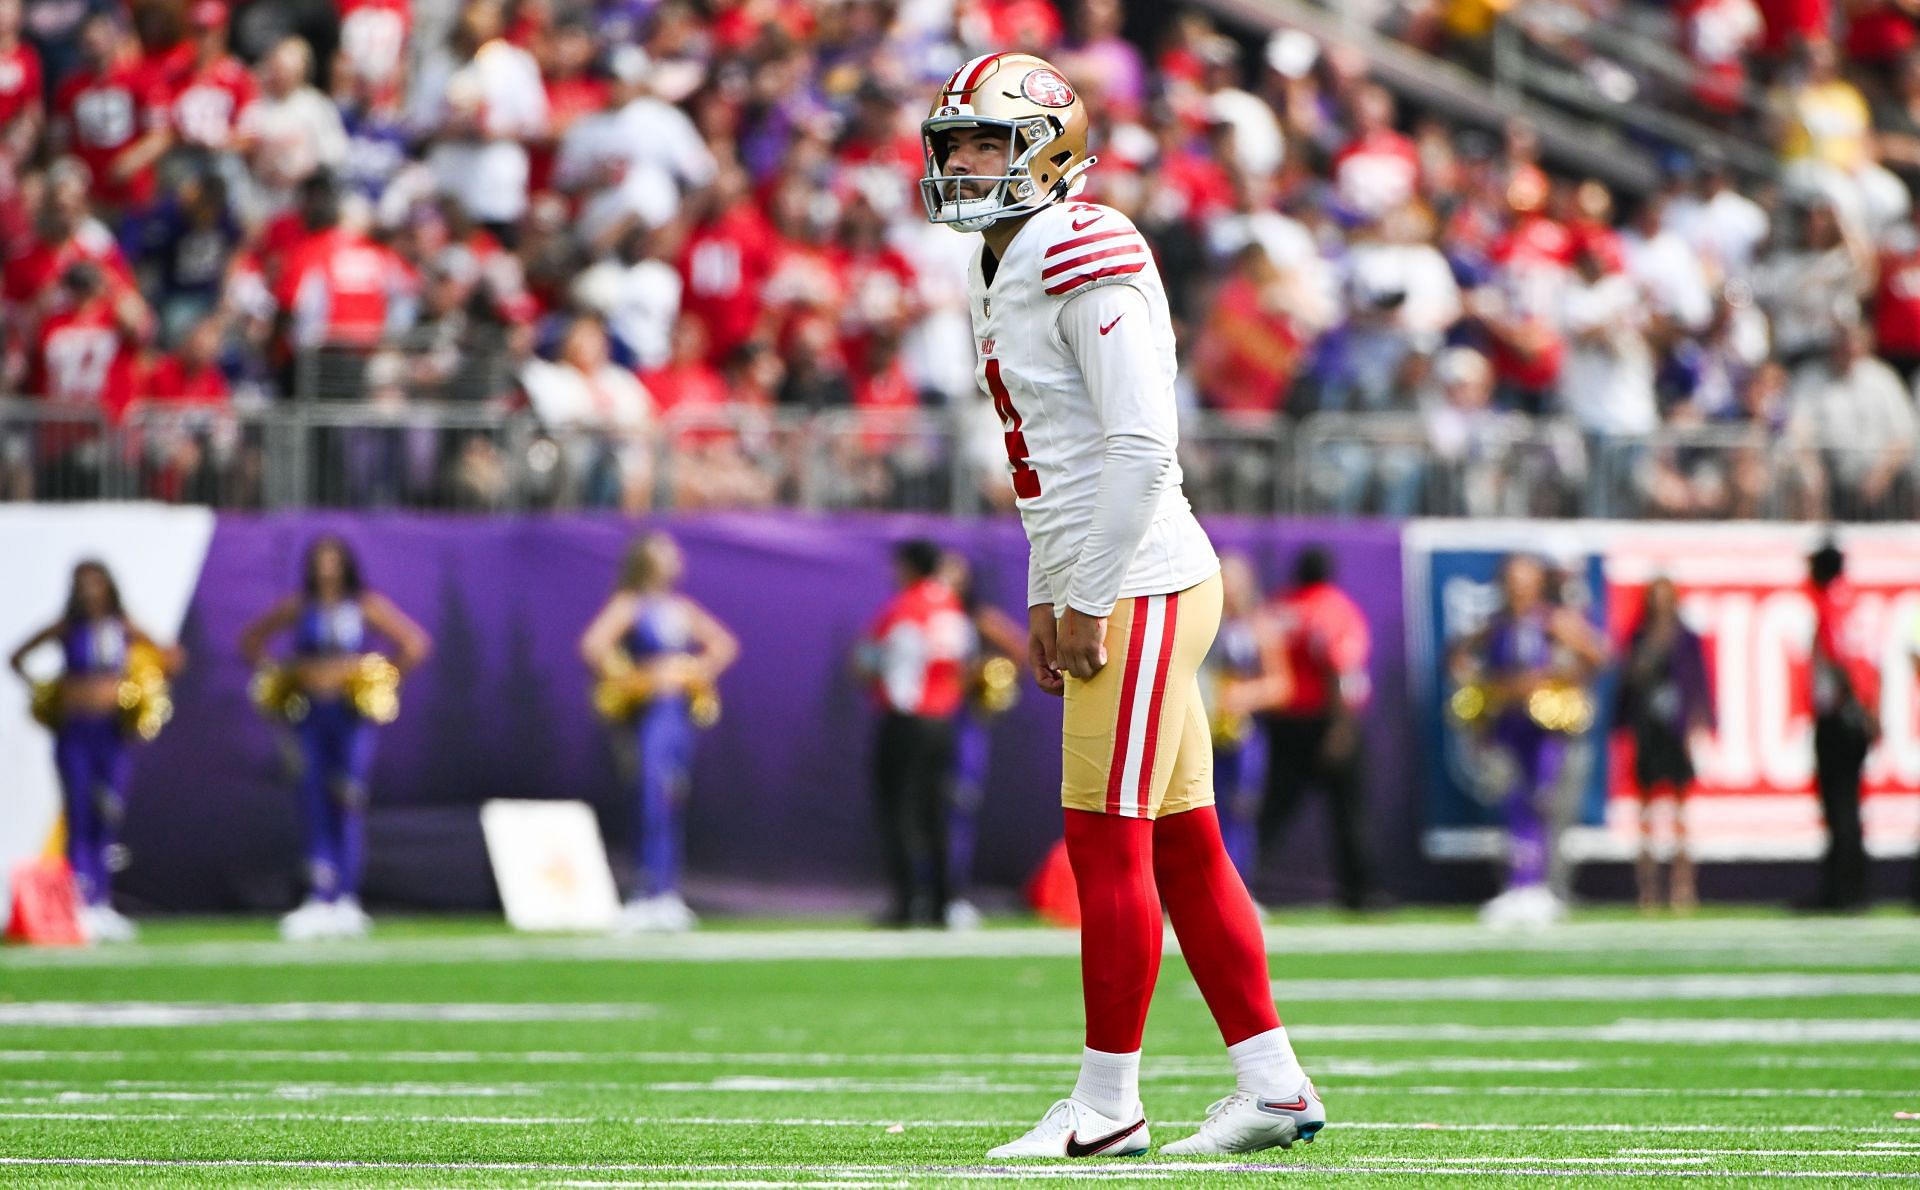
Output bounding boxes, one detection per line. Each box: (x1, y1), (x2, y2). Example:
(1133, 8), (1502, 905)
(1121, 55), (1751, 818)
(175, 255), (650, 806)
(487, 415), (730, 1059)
(1027, 605), (1064, 697)
(1057, 607), (1108, 681)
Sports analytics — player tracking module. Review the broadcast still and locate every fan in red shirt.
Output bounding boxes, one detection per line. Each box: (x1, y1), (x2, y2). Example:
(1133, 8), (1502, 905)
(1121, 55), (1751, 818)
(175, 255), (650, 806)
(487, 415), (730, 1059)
(2, 159), (134, 344)
(0, 0), (43, 164)
(1874, 222), (1920, 378)
(30, 260), (153, 422)
(337, 0), (411, 91)
(1332, 85), (1421, 221)
(1193, 241), (1304, 417)
(165, 1), (256, 153)
(1756, 0), (1830, 56)
(273, 179), (407, 353)
(52, 13), (173, 212)
(142, 317), (230, 406)
(642, 316), (729, 418)
(833, 193), (920, 373)
(679, 166), (778, 364)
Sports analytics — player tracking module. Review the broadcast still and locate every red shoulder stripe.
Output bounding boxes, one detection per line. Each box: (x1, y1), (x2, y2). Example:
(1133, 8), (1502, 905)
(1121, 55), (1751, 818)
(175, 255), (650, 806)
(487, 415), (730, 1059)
(1041, 242), (1145, 280)
(1043, 228), (1134, 258)
(1044, 261), (1146, 296)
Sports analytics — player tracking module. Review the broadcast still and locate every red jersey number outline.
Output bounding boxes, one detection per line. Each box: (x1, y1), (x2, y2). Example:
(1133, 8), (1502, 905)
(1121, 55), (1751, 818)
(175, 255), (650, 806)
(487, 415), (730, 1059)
(984, 357), (1041, 499)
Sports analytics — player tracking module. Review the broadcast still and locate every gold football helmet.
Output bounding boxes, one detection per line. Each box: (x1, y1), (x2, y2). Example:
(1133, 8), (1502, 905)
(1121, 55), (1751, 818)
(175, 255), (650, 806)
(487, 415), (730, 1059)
(920, 52), (1096, 232)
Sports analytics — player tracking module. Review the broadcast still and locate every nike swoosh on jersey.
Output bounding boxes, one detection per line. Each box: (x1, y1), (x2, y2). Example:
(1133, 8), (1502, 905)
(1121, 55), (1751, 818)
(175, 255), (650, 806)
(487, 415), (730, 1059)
(1063, 1117), (1145, 1157)
(1073, 213), (1106, 231)
(1099, 314), (1124, 335)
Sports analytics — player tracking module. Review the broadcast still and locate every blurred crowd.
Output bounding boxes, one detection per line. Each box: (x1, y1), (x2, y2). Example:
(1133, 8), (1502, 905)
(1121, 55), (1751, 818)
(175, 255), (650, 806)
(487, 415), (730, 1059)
(3, 0), (1920, 516)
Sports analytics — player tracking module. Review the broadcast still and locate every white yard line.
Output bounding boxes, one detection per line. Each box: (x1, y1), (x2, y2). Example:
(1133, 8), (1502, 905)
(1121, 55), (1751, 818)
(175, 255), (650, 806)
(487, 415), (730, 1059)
(3, 918), (1916, 970)
(1268, 973), (1920, 1001)
(1299, 1020), (1920, 1045)
(2, 1158), (1917, 1180)
(0, 1002), (655, 1027)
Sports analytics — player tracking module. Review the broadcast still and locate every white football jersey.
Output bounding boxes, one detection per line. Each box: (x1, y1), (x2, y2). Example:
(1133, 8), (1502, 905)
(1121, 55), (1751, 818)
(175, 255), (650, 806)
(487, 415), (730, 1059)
(965, 199), (1217, 614)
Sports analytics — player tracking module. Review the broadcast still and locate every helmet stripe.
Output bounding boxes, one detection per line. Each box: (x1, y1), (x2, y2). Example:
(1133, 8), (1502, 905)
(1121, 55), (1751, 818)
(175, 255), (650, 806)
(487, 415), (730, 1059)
(946, 51), (1007, 97)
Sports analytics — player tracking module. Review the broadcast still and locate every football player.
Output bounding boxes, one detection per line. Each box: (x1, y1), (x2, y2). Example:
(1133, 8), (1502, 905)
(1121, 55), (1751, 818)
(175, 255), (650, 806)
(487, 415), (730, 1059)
(920, 53), (1324, 1157)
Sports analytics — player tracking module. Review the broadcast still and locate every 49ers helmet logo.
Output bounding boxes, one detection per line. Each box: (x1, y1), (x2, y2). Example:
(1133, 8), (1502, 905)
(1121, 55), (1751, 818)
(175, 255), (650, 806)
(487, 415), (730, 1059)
(1020, 67), (1075, 108)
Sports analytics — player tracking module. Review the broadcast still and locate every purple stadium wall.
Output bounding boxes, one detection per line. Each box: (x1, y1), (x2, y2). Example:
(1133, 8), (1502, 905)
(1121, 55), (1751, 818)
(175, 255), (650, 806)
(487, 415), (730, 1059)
(112, 513), (1418, 914)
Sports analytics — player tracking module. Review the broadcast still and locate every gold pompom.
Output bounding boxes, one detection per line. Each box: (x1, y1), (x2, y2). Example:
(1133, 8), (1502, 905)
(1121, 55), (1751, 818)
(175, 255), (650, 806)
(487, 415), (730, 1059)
(29, 681), (62, 730)
(1527, 681), (1594, 735)
(251, 664), (307, 723)
(347, 654), (402, 725)
(592, 651), (654, 723)
(117, 642), (174, 742)
(1449, 682), (1488, 726)
(688, 679), (722, 729)
(971, 656), (1021, 717)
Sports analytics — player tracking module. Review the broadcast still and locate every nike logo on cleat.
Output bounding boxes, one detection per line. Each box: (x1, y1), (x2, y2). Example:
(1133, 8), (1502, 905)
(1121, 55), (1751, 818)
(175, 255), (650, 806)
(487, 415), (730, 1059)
(1099, 314), (1124, 335)
(1259, 1096), (1310, 1114)
(1072, 215), (1102, 231)
(1063, 1118), (1145, 1157)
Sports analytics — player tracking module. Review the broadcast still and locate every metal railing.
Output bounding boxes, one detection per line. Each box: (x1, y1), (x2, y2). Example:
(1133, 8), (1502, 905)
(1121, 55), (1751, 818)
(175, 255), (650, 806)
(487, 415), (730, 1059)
(5, 398), (1914, 522)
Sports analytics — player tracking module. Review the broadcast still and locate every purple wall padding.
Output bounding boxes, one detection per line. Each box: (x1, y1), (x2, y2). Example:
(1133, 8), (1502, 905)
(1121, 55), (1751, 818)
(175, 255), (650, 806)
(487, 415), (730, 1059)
(115, 513), (1414, 912)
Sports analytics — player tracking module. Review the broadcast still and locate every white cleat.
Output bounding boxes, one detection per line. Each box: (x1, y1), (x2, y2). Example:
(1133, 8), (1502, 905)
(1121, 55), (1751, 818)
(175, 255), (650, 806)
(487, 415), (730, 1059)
(279, 898), (336, 942)
(944, 899), (983, 931)
(650, 892), (698, 932)
(614, 897), (661, 933)
(1161, 1081), (1325, 1155)
(79, 905), (139, 944)
(986, 1097), (1149, 1159)
(1478, 885), (1566, 932)
(331, 897), (371, 939)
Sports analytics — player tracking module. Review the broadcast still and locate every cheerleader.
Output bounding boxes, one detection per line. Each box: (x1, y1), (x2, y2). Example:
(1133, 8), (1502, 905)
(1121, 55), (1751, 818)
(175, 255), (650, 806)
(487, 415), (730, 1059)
(1450, 553), (1607, 930)
(1614, 577), (1714, 913)
(1203, 556), (1275, 887)
(937, 552), (1026, 930)
(240, 536), (431, 941)
(9, 560), (182, 943)
(580, 533), (738, 932)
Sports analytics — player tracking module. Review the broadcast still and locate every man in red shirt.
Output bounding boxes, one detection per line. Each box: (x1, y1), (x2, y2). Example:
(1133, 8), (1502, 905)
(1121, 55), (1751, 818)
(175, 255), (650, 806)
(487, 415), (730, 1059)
(1806, 541), (1881, 911)
(52, 13), (172, 213)
(1333, 85), (1420, 221)
(0, 0), (43, 165)
(1248, 547), (1377, 910)
(856, 539), (971, 926)
(3, 159), (133, 364)
(30, 260), (152, 421)
(142, 316), (229, 405)
(678, 166), (776, 364)
(166, 1), (256, 156)
(273, 176), (406, 357)
(1874, 219), (1920, 381)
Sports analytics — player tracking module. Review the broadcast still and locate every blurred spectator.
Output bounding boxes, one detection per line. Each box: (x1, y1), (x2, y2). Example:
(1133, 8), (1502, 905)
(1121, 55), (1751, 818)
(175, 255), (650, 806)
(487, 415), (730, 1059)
(643, 316), (727, 418)
(273, 174), (408, 359)
(143, 315), (230, 405)
(573, 225), (682, 374)
(1679, 0), (1762, 118)
(1194, 242), (1305, 418)
(1873, 213), (1920, 381)
(0, 0), (43, 166)
(336, 0), (409, 94)
(1559, 246), (1657, 438)
(167, 1), (255, 159)
(1845, 0), (1920, 73)
(143, 172), (241, 344)
(1623, 192), (1713, 335)
(1664, 156), (1771, 285)
(30, 260), (151, 420)
(234, 37), (347, 220)
(425, 1), (548, 240)
(1751, 197), (1873, 366)
(1787, 321), (1918, 519)
(52, 12), (171, 215)
(1872, 51), (1920, 189)
(1776, 38), (1910, 237)
(1333, 84), (1419, 221)
(678, 165), (776, 366)
(519, 316), (654, 510)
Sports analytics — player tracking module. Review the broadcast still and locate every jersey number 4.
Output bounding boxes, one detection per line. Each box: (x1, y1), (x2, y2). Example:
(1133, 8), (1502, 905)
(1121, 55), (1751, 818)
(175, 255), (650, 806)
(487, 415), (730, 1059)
(984, 358), (1041, 499)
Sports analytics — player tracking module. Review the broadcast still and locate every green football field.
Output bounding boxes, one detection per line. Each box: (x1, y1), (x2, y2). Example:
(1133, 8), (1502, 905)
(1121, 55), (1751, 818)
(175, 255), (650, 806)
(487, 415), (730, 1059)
(2, 911), (1918, 1186)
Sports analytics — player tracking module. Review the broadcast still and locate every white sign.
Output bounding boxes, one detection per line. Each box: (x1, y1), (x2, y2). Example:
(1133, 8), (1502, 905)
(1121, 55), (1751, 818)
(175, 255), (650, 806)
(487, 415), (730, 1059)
(479, 800), (620, 931)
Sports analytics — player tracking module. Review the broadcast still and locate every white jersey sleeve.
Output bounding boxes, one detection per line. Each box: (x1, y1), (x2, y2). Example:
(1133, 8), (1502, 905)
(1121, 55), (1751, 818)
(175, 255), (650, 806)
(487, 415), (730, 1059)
(966, 201), (1216, 614)
(1055, 283), (1179, 617)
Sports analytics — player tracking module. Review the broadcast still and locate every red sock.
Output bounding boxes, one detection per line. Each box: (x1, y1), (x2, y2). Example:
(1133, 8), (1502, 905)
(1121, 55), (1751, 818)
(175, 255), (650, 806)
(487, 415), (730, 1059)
(1063, 808), (1162, 1053)
(1153, 805), (1280, 1046)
